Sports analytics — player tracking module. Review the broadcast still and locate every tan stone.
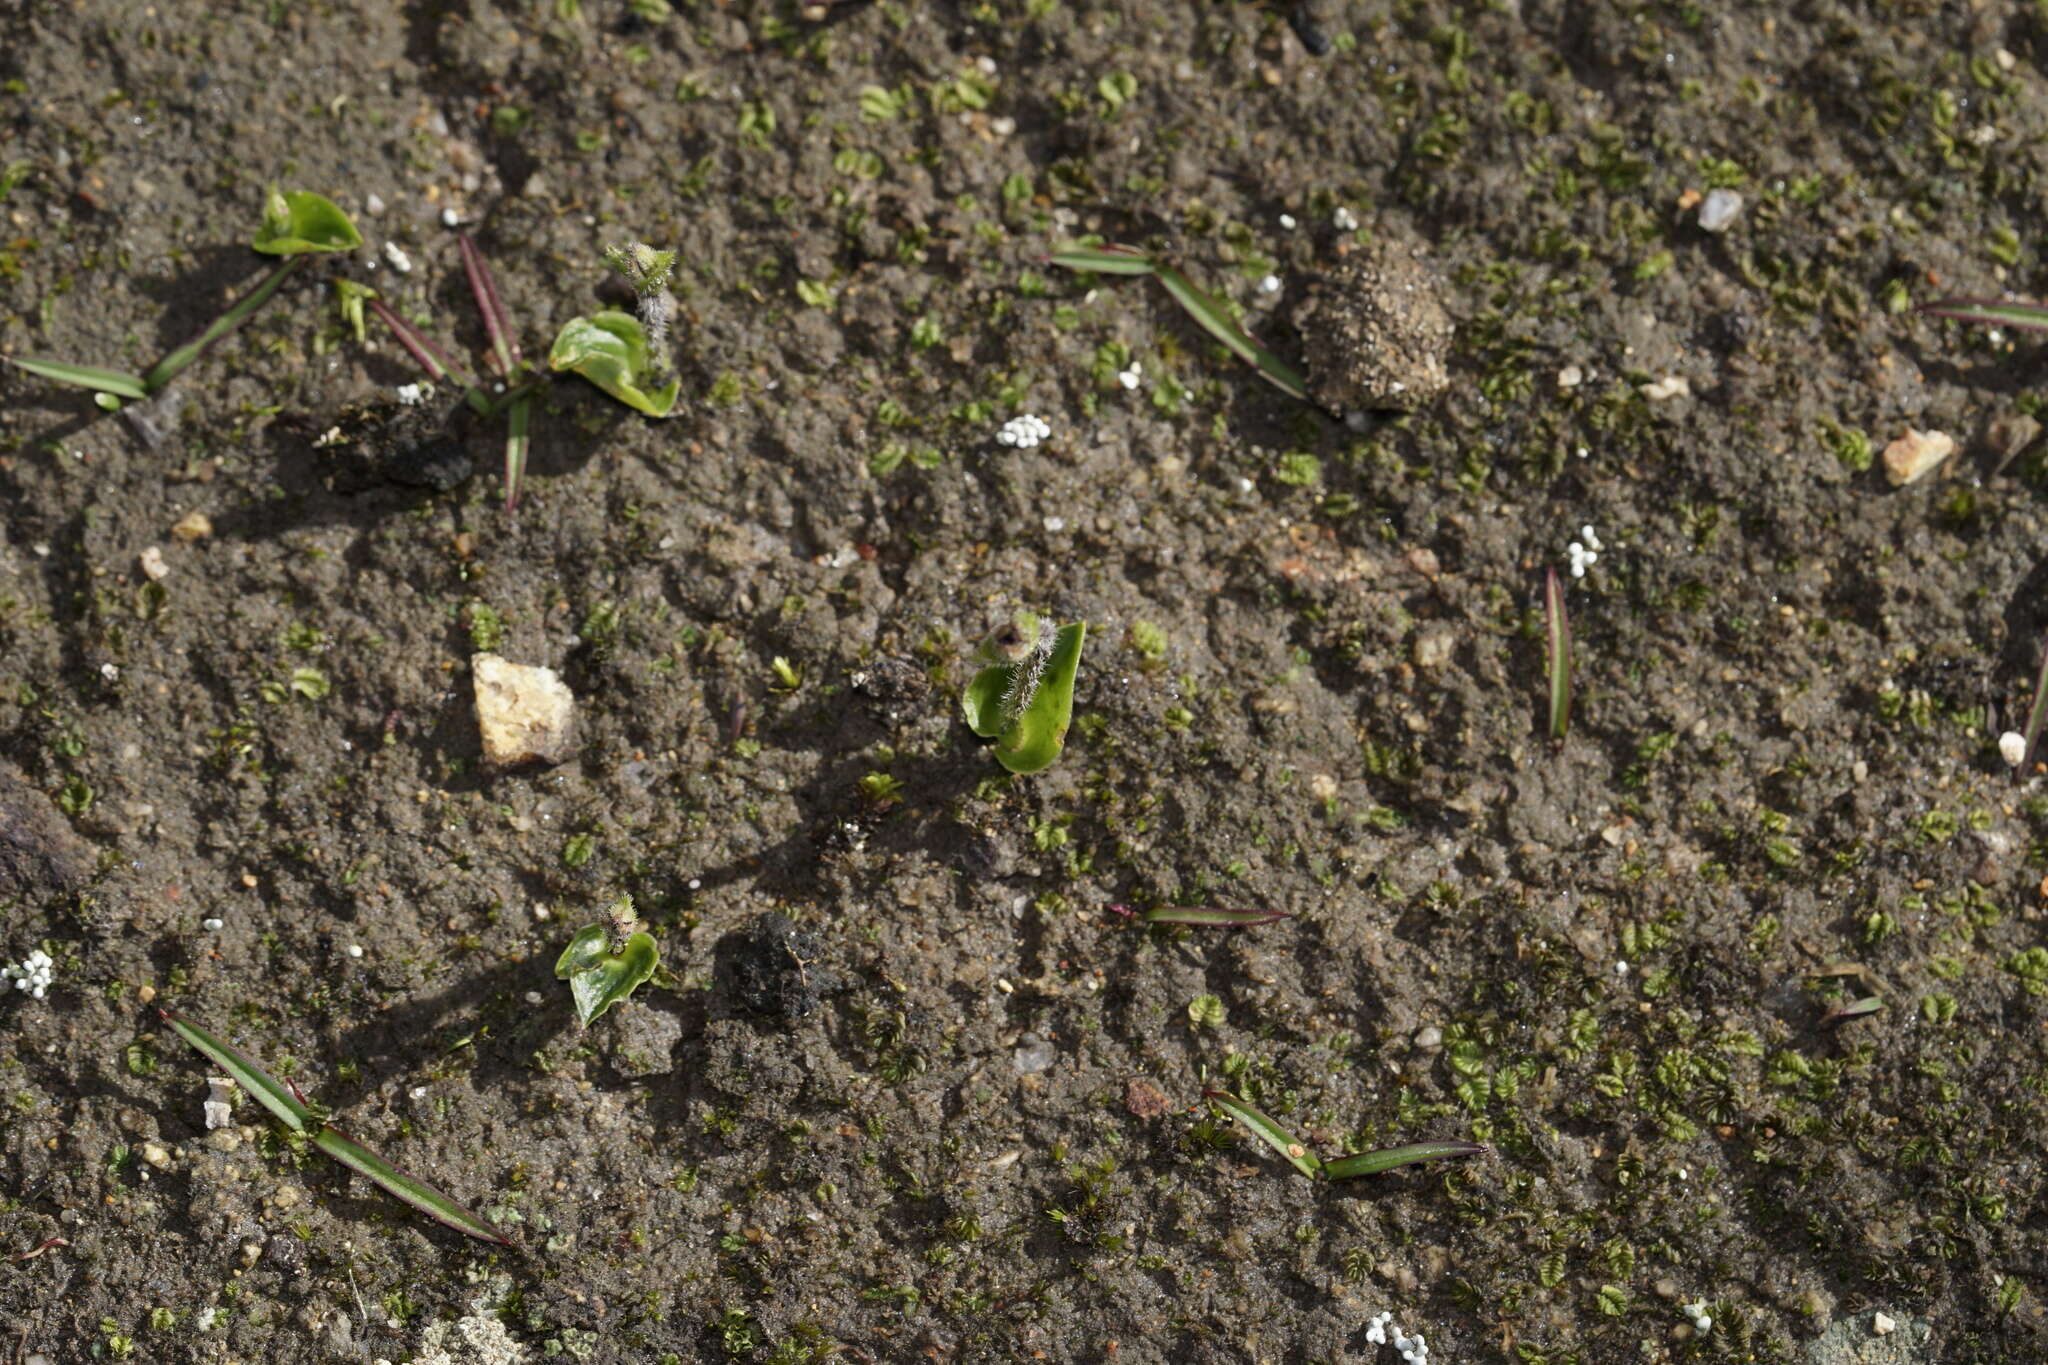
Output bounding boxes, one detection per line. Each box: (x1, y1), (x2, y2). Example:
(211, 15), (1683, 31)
(472, 653), (577, 769)
(1882, 428), (1955, 486)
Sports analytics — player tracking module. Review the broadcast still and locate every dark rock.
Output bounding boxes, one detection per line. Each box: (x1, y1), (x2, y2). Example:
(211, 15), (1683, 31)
(0, 762), (93, 902)
(849, 657), (929, 712)
(263, 1233), (305, 1276)
(719, 912), (834, 1021)
(312, 399), (474, 494)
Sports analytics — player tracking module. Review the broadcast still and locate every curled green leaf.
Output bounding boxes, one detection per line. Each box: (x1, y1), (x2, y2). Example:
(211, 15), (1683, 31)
(548, 311), (680, 417)
(253, 188), (363, 255)
(555, 919), (661, 1027)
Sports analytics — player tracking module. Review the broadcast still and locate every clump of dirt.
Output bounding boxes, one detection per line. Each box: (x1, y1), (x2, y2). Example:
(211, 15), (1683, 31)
(720, 911), (836, 1021)
(0, 762), (91, 903)
(1291, 236), (1454, 413)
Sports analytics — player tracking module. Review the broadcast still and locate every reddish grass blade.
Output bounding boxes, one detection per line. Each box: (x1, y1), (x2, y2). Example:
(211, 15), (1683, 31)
(459, 233), (519, 374)
(160, 1009), (313, 1134)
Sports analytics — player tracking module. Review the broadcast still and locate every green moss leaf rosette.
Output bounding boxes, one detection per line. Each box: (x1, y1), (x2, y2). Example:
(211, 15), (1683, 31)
(555, 923), (661, 1027)
(252, 188), (363, 255)
(962, 620), (1086, 775)
(548, 311), (681, 417)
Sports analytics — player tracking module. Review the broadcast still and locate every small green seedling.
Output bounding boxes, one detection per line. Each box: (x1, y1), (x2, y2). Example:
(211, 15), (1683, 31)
(1048, 242), (1308, 401)
(555, 894), (660, 1027)
(8, 187), (361, 406)
(1544, 566), (1573, 741)
(549, 240), (681, 417)
(1204, 1090), (1487, 1183)
(962, 615), (1086, 775)
(160, 1009), (508, 1244)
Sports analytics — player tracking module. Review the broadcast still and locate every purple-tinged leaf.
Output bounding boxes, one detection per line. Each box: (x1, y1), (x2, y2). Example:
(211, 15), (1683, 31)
(1920, 296), (2048, 333)
(459, 233), (520, 374)
(1141, 906), (1293, 928)
(160, 1009), (313, 1134)
(311, 1127), (511, 1245)
(1544, 566), (1572, 740)
(1204, 1090), (1322, 1179)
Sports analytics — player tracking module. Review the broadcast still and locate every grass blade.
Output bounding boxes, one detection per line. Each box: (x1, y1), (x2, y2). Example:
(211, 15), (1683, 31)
(8, 357), (150, 399)
(1822, 995), (1885, 1026)
(311, 1127), (511, 1245)
(1141, 906), (1293, 928)
(1544, 566), (1573, 740)
(369, 298), (492, 416)
(1204, 1090), (1322, 1179)
(1322, 1140), (1489, 1180)
(1153, 264), (1310, 401)
(459, 233), (519, 374)
(159, 1009), (313, 1134)
(2021, 631), (2048, 777)
(144, 255), (304, 391)
(502, 394), (532, 513)
(1047, 243), (1158, 275)
(1920, 297), (2048, 333)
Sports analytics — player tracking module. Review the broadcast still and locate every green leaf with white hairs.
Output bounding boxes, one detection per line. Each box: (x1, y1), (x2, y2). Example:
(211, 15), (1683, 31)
(548, 311), (680, 417)
(8, 357), (149, 399)
(555, 922), (661, 1027)
(311, 1127), (510, 1244)
(252, 188), (363, 255)
(160, 1009), (314, 1133)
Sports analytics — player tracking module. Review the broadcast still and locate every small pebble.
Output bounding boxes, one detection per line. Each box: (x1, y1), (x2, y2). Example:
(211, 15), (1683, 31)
(1641, 375), (1691, 401)
(202, 918), (224, 932)
(2000, 731), (2028, 767)
(1882, 428), (1956, 486)
(382, 242), (413, 274)
(1873, 1312), (1896, 1336)
(347, 944), (364, 958)
(1257, 273), (1281, 295)
(139, 545), (170, 581)
(1333, 205), (1359, 231)
(1278, 213), (1296, 230)
(1697, 188), (1743, 232)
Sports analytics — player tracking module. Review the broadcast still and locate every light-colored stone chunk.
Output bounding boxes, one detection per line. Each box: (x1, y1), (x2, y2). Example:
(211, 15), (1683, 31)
(472, 653), (576, 769)
(1882, 428), (1955, 486)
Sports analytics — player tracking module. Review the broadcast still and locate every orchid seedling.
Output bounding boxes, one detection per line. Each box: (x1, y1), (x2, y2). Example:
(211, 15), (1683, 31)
(547, 241), (681, 418)
(160, 1009), (509, 1244)
(961, 614), (1086, 775)
(7, 187), (362, 408)
(367, 232), (545, 510)
(1048, 242), (1309, 401)
(555, 894), (660, 1027)
(1203, 1090), (1488, 1183)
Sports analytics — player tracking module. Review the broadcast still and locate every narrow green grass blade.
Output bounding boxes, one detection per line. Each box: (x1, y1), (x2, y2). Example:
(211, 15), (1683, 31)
(1204, 1090), (1322, 1179)
(1047, 243), (1158, 275)
(1544, 567), (1572, 740)
(1322, 1140), (1488, 1180)
(1822, 995), (1885, 1026)
(8, 357), (150, 399)
(503, 394), (532, 513)
(311, 1127), (511, 1245)
(145, 255), (304, 391)
(159, 1009), (312, 1134)
(2019, 631), (2048, 777)
(1921, 297), (2048, 333)
(1152, 265), (1310, 401)
(1142, 906), (1293, 927)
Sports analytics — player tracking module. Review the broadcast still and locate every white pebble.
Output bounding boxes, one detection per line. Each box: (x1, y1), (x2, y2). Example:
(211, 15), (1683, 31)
(1333, 206), (1359, 231)
(440, 207), (461, 228)
(382, 242), (413, 274)
(1278, 213), (1296, 230)
(1873, 1312), (1895, 1336)
(364, 192), (386, 216)
(1697, 188), (1743, 232)
(347, 944), (365, 958)
(1257, 274), (1281, 295)
(139, 545), (170, 581)
(395, 382), (429, 406)
(1117, 362), (1142, 390)
(202, 918), (224, 932)
(100, 662), (120, 682)
(1640, 374), (1690, 401)
(2001, 731), (2030, 767)
(1043, 516), (1065, 532)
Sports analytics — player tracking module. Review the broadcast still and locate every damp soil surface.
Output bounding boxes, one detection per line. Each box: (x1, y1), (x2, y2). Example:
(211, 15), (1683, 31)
(6, 3), (2048, 1363)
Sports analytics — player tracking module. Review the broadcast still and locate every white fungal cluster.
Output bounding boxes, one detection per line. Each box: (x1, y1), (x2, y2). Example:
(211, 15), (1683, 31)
(3, 949), (54, 1000)
(995, 414), (1051, 449)
(1682, 1300), (1713, 1335)
(1566, 524), (1603, 579)
(1367, 1311), (1431, 1363)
